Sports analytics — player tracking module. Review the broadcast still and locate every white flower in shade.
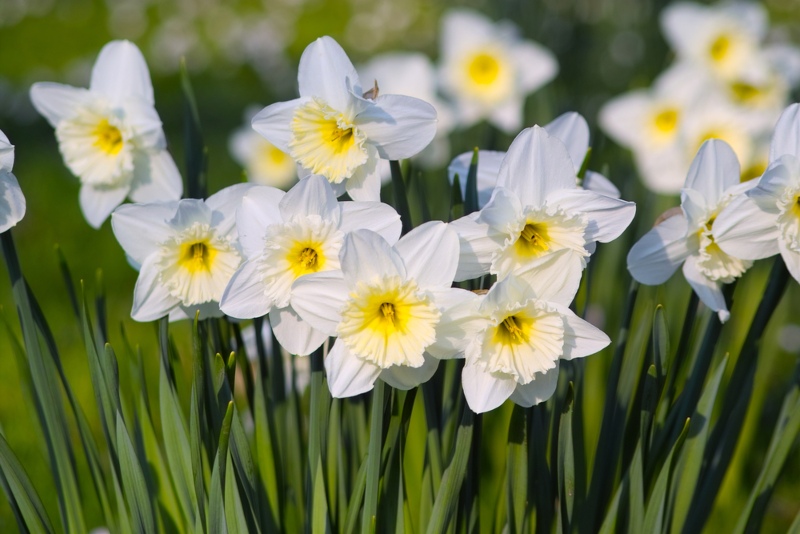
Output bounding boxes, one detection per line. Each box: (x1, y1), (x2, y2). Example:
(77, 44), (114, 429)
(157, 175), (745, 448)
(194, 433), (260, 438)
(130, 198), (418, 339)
(220, 175), (401, 356)
(229, 106), (297, 189)
(30, 40), (182, 228)
(628, 140), (753, 322)
(358, 53), (455, 169)
(715, 104), (800, 283)
(449, 112), (621, 208)
(252, 36), (437, 202)
(450, 125), (636, 282)
(290, 224), (477, 397)
(459, 251), (610, 413)
(111, 184), (254, 322)
(438, 9), (557, 133)
(0, 129), (26, 233)
(660, 2), (766, 81)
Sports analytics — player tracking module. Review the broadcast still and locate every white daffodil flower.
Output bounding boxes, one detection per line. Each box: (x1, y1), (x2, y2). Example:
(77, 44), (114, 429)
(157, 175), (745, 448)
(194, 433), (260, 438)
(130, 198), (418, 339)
(450, 125), (636, 282)
(448, 112), (621, 208)
(220, 175), (401, 356)
(290, 224), (476, 398)
(459, 252), (610, 413)
(714, 104), (800, 283)
(0, 129), (26, 233)
(628, 139), (753, 322)
(252, 36), (437, 202)
(111, 184), (255, 322)
(438, 8), (558, 133)
(229, 105), (297, 189)
(30, 40), (181, 228)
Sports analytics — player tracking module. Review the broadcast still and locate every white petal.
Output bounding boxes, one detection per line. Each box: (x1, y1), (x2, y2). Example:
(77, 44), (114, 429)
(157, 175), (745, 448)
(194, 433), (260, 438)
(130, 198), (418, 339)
(512, 40), (558, 93)
(269, 305), (328, 356)
(290, 271), (348, 336)
(0, 171), (26, 233)
(514, 249), (583, 306)
(497, 126), (578, 207)
(29, 83), (93, 127)
(451, 214), (502, 281)
(509, 362), (559, 407)
(682, 256), (729, 323)
(325, 339), (381, 398)
(236, 186), (286, 258)
(279, 174), (340, 223)
(488, 97), (524, 134)
(207, 183), (258, 238)
(341, 230), (405, 286)
(219, 259), (272, 319)
(298, 36), (360, 112)
(90, 40), (154, 105)
(80, 184), (130, 229)
(582, 171), (620, 198)
(356, 94), (437, 160)
(779, 239), (800, 285)
(627, 213), (691, 285)
(111, 201), (177, 268)
(544, 112), (589, 173)
(684, 139), (741, 205)
(447, 150), (505, 208)
(547, 188), (636, 243)
(0, 130), (14, 171)
(132, 255), (180, 322)
(128, 150), (182, 203)
(476, 186), (522, 231)
(555, 304), (611, 359)
(252, 98), (304, 152)
(462, 357), (516, 414)
(343, 159), (382, 202)
(770, 103), (800, 161)
(338, 201), (401, 244)
(713, 195), (780, 260)
(380, 353), (439, 390)
(680, 188), (708, 228)
(172, 302), (224, 322)
(394, 221), (459, 289)
(426, 288), (484, 359)
(597, 91), (651, 149)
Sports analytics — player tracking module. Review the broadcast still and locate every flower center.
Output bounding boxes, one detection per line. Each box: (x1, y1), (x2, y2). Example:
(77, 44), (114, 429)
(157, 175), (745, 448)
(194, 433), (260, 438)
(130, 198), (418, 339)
(494, 315), (531, 345)
(293, 246), (321, 276)
(468, 53), (500, 85)
(289, 98), (368, 184)
(180, 241), (215, 273)
(93, 119), (123, 155)
(653, 108), (679, 134)
(516, 223), (551, 257)
(709, 34), (730, 62)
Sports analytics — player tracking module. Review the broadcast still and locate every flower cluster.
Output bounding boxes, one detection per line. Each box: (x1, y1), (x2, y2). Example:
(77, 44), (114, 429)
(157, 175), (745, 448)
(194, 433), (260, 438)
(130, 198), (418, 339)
(599, 1), (800, 194)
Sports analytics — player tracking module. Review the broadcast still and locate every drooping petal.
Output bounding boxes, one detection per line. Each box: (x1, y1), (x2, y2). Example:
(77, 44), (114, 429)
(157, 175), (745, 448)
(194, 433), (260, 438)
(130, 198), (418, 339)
(0, 171), (26, 233)
(555, 305), (611, 359)
(394, 221), (459, 289)
(207, 183), (259, 238)
(356, 94), (437, 160)
(290, 270), (349, 336)
(547, 188), (636, 243)
(252, 98), (305, 152)
(682, 256), (730, 322)
(90, 40), (154, 105)
(128, 150), (182, 203)
(298, 36), (361, 112)
(325, 339), (381, 398)
(582, 171), (620, 198)
(236, 186), (286, 258)
(496, 126), (578, 207)
(80, 183), (130, 229)
(426, 288), (484, 359)
(514, 249), (583, 306)
(627, 213), (691, 285)
(219, 259), (272, 319)
(131, 255), (180, 321)
(684, 139), (741, 205)
(380, 353), (439, 390)
(509, 362), (559, 407)
(111, 201), (177, 268)
(340, 230), (405, 287)
(462, 356), (516, 414)
(713, 195), (780, 260)
(279, 174), (340, 224)
(544, 112), (589, 173)
(450, 214), (503, 281)
(29, 83), (92, 127)
(339, 201), (401, 244)
(270, 305), (329, 356)
(770, 103), (800, 161)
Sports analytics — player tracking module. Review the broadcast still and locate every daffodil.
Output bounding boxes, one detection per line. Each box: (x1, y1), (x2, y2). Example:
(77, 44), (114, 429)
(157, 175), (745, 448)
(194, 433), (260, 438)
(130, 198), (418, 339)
(290, 224), (476, 397)
(714, 104), (800, 283)
(111, 184), (254, 322)
(628, 139), (753, 322)
(30, 40), (181, 228)
(0, 129), (26, 234)
(459, 252), (610, 413)
(450, 125), (636, 282)
(252, 36), (437, 202)
(438, 8), (558, 133)
(220, 175), (401, 356)
(230, 105), (297, 189)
